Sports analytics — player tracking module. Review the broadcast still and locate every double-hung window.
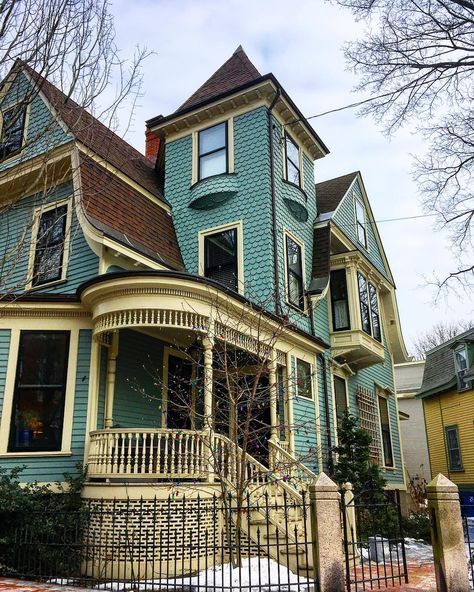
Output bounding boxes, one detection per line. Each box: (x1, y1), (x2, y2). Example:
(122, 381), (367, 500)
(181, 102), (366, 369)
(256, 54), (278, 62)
(285, 134), (301, 186)
(330, 270), (350, 331)
(198, 122), (227, 180)
(204, 227), (238, 291)
(357, 272), (382, 342)
(8, 331), (70, 452)
(296, 359), (312, 399)
(454, 346), (469, 390)
(378, 394), (394, 467)
(334, 375), (348, 429)
(32, 203), (68, 287)
(286, 235), (304, 310)
(0, 104), (27, 160)
(445, 425), (463, 471)
(355, 199), (367, 248)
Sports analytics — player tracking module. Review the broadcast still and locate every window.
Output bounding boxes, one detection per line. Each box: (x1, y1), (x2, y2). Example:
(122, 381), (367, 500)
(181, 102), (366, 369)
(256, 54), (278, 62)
(357, 273), (382, 342)
(285, 134), (301, 186)
(454, 346), (469, 390)
(330, 270), (350, 331)
(378, 395), (394, 467)
(198, 122), (227, 180)
(445, 425), (463, 471)
(8, 331), (70, 452)
(296, 359), (312, 399)
(0, 104), (27, 160)
(333, 375), (348, 429)
(204, 227), (238, 291)
(286, 235), (304, 310)
(355, 199), (367, 248)
(32, 203), (68, 287)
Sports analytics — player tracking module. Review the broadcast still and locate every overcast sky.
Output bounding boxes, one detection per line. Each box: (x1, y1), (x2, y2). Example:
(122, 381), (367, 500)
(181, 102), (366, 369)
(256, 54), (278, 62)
(109, 0), (473, 353)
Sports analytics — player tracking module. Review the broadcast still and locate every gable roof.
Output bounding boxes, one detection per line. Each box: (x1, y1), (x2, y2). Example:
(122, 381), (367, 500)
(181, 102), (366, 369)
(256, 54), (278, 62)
(22, 63), (167, 204)
(418, 328), (474, 397)
(315, 171), (358, 215)
(176, 46), (261, 113)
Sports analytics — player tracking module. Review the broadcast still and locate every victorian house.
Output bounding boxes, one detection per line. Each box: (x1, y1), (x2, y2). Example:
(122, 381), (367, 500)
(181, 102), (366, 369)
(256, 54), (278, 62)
(0, 48), (408, 575)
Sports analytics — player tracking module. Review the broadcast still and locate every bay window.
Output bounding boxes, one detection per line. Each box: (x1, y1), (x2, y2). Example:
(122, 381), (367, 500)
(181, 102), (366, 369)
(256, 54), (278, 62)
(357, 272), (382, 342)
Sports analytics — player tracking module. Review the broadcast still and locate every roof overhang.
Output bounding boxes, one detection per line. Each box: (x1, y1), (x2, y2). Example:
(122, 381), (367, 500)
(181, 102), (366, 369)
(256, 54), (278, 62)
(147, 74), (329, 161)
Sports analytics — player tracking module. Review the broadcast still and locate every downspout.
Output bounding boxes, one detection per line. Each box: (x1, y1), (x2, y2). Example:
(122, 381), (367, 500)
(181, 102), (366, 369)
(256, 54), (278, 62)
(318, 352), (333, 470)
(268, 88), (282, 315)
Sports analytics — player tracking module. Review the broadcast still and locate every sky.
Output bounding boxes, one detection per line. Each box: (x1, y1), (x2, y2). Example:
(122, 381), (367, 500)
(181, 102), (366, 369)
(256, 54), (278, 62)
(109, 0), (473, 353)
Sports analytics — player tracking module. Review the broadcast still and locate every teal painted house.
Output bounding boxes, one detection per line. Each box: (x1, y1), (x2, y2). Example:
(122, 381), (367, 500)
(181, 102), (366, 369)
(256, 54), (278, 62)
(0, 49), (409, 567)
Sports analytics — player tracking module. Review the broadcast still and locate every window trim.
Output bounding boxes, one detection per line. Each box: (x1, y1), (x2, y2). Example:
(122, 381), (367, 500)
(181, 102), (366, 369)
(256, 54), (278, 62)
(0, 101), (30, 163)
(445, 424), (464, 472)
(295, 358), (314, 400)
(192, 118), (234, 184)
(454, 345), (470, 391)
(198, 220), (244, 294)
(377, 390), (395, 469)
(0, 326), (79, 457)
(284, 132), (303, 188)
(284, 230), (306, 312)
(26, 198), (72, 291)
(357, 271), (383, 343)
(354, 197), (368, 249)
(330, 269), (351, 332)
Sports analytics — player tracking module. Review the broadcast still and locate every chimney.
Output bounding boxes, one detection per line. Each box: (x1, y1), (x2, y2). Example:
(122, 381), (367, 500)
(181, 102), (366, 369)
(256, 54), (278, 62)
(145, 129), (160, 163)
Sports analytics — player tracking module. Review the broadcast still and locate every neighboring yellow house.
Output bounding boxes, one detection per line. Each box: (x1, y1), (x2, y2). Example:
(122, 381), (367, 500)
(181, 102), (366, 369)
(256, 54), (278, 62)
(418, 328), (474, 508)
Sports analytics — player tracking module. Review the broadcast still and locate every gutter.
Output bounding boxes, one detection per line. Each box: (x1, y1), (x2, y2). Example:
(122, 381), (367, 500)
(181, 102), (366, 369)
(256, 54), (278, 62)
(268, 88), (281, 315)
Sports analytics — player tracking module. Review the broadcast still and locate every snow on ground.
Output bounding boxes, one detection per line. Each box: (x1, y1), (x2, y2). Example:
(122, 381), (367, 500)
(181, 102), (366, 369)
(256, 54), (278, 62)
(92, 558), (311, 592)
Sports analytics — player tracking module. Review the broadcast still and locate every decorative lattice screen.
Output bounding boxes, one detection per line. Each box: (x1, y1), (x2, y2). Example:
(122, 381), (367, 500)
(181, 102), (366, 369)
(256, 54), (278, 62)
(356, 386), (381, 463)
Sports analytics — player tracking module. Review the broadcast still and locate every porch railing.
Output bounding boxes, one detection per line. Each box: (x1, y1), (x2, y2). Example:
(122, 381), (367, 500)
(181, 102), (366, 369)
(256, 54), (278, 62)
(87, 428), (208, 480)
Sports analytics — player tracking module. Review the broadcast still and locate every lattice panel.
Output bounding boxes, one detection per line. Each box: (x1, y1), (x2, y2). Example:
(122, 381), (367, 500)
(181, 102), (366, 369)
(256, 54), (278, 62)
(356, 386), (381, 463)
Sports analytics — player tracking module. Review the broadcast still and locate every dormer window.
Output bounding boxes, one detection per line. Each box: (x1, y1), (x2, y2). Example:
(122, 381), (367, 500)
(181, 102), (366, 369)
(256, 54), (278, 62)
(454, 346), (469, 390)
(285, 134), (301, 186)
(198, 122), (228, 180)
(0, 104), (27, 161)
(355, 199), (367, 248)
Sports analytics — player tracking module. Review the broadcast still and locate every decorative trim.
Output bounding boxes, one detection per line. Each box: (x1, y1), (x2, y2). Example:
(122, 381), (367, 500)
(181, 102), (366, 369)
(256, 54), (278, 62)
(0, 309), (90, 318)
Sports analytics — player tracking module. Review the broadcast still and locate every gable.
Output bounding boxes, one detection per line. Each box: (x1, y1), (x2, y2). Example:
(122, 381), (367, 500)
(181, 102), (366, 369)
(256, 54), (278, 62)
(332, 177), (390, 280)
(0, 70), (72, 174)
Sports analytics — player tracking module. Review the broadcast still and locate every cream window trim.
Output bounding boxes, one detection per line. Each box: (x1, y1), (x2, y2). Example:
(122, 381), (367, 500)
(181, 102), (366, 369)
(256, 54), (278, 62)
(282, 132), (304, 190)
(0, 101), (31, 165)
(283, 228), (308, 315)
(295, 357), (315, 401)
(191, 117), (234, 185)
(25, 196), (73, 291)
(376, 387), (396, 470)
(198, 220), (244, 295)
(0, 326), (79, 456)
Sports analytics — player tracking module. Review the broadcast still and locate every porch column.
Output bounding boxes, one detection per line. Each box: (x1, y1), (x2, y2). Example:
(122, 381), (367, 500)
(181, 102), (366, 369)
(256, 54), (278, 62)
(202, 328), (214, 483)
(269, 349), (278, 442)
(286, 352), (296, 454)
(104, 331), (119, 429)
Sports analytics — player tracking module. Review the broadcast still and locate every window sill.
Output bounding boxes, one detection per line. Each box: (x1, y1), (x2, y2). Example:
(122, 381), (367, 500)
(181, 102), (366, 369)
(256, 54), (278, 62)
(282, 179), (307, 200)
(0, 451), (73, 458)
(190, 172), (235, 190)
(448, 468), (465, 473)
(382, 465), (397, 471)
(25, 277), (68, 293)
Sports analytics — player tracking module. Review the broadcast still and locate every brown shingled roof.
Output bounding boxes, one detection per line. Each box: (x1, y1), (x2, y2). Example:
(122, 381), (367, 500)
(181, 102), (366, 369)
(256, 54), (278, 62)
(176, 46), (261, 112)
(79, 155), (184, 270)
(315, 171), (358, 215)
(23, 64), (167, 203)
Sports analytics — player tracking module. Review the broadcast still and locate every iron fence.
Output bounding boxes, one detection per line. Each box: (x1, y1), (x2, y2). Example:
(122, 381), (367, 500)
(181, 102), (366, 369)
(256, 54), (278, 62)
(461, 501), (474, 590)
(340, 489), (408, 591)
(0, 490), (316, 591)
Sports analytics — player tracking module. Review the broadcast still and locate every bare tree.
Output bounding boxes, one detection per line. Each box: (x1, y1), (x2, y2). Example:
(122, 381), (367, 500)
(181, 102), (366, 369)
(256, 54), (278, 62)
(330, 0), (474, 289)
(412, 319), (473, 359)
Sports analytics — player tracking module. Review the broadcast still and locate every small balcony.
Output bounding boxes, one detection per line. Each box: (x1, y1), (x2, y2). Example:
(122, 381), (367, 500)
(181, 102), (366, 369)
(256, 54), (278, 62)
(330, 329), (385, 368)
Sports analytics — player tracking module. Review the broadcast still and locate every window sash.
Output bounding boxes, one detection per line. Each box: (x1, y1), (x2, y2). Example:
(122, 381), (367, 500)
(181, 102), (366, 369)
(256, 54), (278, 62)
(355, 200), (367, 247)
(296, 360), (312, 399)
(368, 282), (382, 342)
(198, 122), (227, 180)
(8, 331), (70, 453)
(285, 134), (301, 186)
(357, 273), (382, 342)
(445, 426), (463, 471)
(378, 396), (394, 467)
(204, 227), (238, 291)
(0, 105), (26, 160)
(286, 235), (304, 309)
(330, 270), (350, 331)
(358, 272), (371, 335)
(32, 204), (68, 287)
(334, 376), (348, 428)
